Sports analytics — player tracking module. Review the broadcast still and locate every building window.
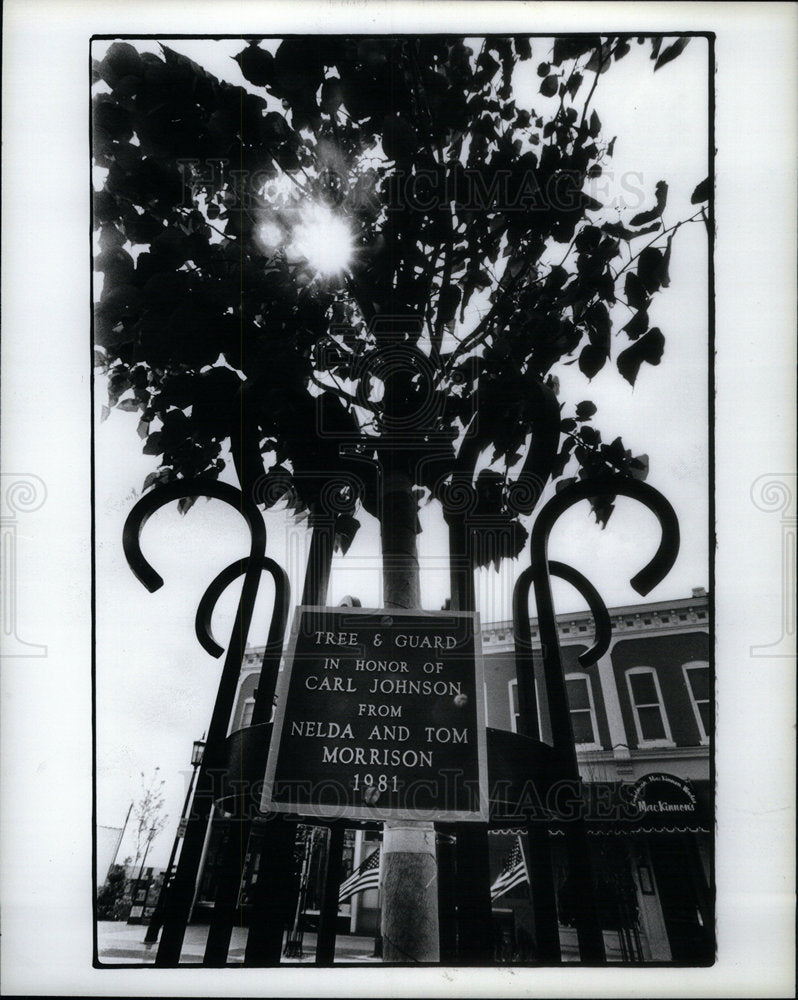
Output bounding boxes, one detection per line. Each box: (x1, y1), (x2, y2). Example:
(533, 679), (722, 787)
(625, 667), (674, 747)
(508, 678), (542, 738)
(683, 661), (710, 744)
(565, 673), (601, 749)
(241, 698), (255, 728)
(508, 679), (520, 733)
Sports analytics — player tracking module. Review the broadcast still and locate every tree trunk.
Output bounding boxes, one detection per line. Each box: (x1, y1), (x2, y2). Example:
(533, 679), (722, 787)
(378, 469), (440, 962)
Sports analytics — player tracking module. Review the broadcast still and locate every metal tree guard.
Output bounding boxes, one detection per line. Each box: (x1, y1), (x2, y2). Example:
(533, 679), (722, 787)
(119, 462), (678, 966)
(513, 474), (679, 963)
(194, 553), (290, 966)
(123, 479), (341, 966)
(123, 478), (273, 965)
(512, 557), (612, 962)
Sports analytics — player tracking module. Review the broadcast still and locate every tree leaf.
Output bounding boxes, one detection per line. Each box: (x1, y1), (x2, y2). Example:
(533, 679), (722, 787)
(321, 77), (344, 114)
(654, 37), (690, 71)
(540, 75), (558, 98)
(566, 71), (583, 98)
(660, 233), (674, 288)
(233, 42), (275, 87)
(622, 308), (649, 341)
(617, 327), (665, 385)
(98, 42), (143, 88)
(585, 301), (611, 353)
(142, 430), (163, 455)
(628, 453), (649, 481)
(551, 438), (575, 478)
(514, 37), (532, 61)
(334, 513), (361, 556)
(637, 246), (666, 293)
(555, 476), (577, 494)
(575, 400), (597, 421)
(629, 180), (668, 226)
(690, 177), (710, 204)
(178, 495), (198, 516)
(578, 343), (606, 379)
(589, 495), (615, 528)
(624, 272), (648, 311)
(579, 425), (601, 447)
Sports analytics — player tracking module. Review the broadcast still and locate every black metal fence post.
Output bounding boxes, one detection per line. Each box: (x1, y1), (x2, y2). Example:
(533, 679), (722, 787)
(444, 494), (494, 962)
(526, 476), (679, 964)
(123, 480), (267, 967)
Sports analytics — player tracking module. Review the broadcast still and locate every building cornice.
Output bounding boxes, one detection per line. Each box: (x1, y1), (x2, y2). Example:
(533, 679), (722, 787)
(241, 592), (710, 665)
(481, 593), (709, 653)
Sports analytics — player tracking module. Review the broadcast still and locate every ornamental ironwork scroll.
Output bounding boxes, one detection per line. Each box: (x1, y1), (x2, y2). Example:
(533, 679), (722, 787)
(513, 474), (679, 964)
(122, 477), (291, 966)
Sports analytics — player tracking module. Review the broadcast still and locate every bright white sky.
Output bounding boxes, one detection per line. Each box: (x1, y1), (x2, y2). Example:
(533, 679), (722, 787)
(93, 37), (709, 864)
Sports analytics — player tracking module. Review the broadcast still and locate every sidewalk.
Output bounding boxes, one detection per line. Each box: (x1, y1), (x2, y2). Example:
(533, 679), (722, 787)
(96, 921), (382, 964)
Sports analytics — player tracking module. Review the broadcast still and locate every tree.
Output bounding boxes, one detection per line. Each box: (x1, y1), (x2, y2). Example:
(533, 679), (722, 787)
(93, 35), (706, 541)
(132, 768), (168, 871)
(96, 862), (130, 921)
(93, 34), (706, 961)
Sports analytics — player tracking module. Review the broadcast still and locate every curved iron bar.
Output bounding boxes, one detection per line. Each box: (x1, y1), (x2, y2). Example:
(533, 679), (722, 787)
(122, 478), (267, 966)
(195, 556), (290, 723)
(530, 477), (680, 599)
(550, 560), (613, 667)
(514, 562), (612, 669)
(123, 478), (266, 591)
(512, 560), (611, 749)
(526, 475), (680, 965)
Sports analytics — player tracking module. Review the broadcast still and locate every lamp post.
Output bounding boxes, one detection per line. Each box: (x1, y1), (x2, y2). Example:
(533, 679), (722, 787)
(143, 738), (206, 943)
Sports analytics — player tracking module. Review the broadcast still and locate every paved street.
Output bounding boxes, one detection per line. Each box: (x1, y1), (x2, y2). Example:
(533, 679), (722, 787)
(96, 921), (382, 964)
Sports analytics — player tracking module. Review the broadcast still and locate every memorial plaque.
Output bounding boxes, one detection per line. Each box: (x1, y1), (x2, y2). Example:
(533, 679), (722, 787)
(261, 606), (488, 821)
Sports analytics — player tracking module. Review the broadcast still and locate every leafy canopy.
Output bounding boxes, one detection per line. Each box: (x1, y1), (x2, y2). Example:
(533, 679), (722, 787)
(93, 35), (706, 562)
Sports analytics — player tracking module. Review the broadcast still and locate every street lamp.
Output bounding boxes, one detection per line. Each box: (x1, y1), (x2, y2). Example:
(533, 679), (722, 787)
(191, 738), (205, 769)
(143, 737), (206, 943)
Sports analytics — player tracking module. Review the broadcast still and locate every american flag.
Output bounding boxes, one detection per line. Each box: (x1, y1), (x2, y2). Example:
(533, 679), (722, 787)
(338, 847), (381, 903)
(490, 837), (528, 901)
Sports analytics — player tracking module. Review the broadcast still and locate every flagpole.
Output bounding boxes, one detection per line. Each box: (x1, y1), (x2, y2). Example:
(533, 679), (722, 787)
(109, 801), (133, 873)
(373, 844), (383, 958)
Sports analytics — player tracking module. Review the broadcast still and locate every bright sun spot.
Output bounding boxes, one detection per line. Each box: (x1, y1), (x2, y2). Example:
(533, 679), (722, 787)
(258, 221), (283, 250)
(291, 203), (354, 276)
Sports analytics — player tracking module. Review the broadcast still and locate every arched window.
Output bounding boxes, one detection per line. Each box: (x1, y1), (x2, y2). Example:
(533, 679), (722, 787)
(625, 667), (674, 747)
(241, 697), (255, 729)
(565, 672), (601, 750)
(682, 660), (710, 744)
